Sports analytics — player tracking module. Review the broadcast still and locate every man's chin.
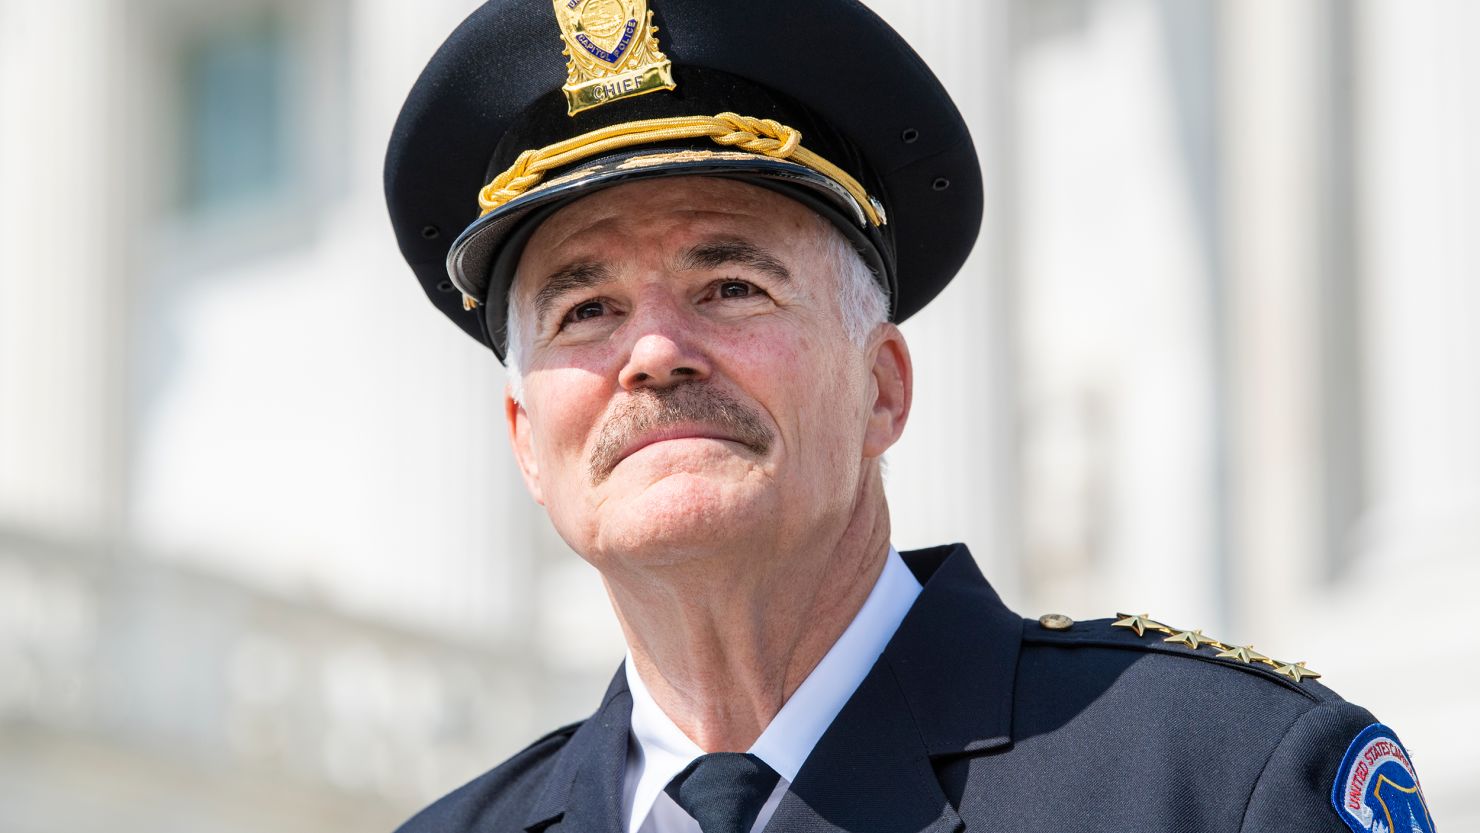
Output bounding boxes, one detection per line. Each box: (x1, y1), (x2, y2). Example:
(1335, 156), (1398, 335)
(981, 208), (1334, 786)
(590, 472), (775, 558)
(598, 442), (765, 491)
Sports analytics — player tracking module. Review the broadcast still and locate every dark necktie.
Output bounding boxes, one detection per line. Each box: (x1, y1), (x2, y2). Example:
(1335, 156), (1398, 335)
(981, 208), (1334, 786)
(663, 752), (781, 833)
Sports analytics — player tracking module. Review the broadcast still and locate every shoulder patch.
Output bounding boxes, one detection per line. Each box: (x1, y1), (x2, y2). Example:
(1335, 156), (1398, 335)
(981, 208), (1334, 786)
(1332, 723), (1435, 833)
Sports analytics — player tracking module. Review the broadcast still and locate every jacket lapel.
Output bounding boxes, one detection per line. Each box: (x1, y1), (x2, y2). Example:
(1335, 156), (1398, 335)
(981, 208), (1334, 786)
(764, 544), (1023, 832)
(886, 544), (1022, 757)
(524, 669), (633, 833)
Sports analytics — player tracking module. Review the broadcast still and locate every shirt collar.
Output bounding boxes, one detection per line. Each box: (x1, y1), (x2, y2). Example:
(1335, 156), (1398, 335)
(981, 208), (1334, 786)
(624, 658), (703, 831)
(623, 546), (923, 830)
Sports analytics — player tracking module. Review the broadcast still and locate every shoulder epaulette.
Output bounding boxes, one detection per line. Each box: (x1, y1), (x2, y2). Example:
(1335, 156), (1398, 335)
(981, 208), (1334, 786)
(1024, 611), (1332, 697)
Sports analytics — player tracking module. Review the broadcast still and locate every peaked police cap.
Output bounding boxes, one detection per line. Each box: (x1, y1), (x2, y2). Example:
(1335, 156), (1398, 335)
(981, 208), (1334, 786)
(385, 0), (982, 359)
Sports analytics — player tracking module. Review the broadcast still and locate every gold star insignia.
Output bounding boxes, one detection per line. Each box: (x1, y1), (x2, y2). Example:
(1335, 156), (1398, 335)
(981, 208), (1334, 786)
(1112, 613), (1165, 638)
(1246, 647), (1277, 667)
(1216, 644), (1255, 663)
(1163, 629), (1207, 650)
(1273, 661), (1321, 682)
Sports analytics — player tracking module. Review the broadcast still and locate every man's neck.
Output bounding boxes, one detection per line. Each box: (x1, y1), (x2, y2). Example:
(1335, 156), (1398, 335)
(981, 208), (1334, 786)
(602, 468), (892, 752)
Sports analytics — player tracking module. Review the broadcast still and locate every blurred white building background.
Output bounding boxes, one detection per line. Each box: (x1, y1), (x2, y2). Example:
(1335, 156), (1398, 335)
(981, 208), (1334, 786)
(1, 0), (1475, 829)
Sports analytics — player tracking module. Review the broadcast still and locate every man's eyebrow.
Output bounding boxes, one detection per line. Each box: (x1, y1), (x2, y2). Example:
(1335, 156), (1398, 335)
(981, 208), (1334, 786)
(678, 239), (792, 283)
(531, 261), (614, 322)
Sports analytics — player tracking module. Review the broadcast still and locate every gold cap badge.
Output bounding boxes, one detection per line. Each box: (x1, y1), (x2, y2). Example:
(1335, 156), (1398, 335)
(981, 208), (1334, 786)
(553, 0), (676, 116)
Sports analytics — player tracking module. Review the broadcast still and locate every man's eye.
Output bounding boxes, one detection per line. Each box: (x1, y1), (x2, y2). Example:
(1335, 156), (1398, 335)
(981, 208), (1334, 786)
(718, 280), (756, 299)
(563, 300), (608, 324)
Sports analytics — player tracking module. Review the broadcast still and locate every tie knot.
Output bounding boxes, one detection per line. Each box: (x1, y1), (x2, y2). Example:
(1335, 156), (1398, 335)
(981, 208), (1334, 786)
(664, 752), (780, 833)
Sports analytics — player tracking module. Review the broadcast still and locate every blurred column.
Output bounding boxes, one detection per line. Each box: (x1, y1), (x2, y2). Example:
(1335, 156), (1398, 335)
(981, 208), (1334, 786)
(1000, 0), (1222, 622)
(1357, 0), (1480, 573)
(1217, 0), (1329, 632)
(0, 0), (127, 538)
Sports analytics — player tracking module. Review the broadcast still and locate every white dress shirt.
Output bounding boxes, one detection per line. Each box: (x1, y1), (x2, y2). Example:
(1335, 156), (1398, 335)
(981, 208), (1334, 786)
(622, 547), (923, 833)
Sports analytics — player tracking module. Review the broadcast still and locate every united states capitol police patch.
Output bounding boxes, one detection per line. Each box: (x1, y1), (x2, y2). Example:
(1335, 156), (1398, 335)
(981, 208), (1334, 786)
(1331, 723), (1435, 833)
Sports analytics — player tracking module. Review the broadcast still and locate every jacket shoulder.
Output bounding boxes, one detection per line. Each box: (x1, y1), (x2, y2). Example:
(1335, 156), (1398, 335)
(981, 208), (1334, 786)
(394, 720), (584, 833)
(1008, 613), (1412, 831)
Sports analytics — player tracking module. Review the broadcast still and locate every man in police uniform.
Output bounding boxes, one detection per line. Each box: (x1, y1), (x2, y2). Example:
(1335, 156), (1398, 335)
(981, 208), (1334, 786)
(384, 1), (1435, 831)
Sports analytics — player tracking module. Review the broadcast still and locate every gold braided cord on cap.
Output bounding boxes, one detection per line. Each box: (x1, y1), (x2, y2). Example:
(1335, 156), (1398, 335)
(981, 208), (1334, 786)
(476, 112), (883, 226)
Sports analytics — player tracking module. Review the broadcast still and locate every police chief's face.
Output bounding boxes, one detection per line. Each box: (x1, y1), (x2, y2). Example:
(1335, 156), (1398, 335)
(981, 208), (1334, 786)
(505, 177), (907, 569)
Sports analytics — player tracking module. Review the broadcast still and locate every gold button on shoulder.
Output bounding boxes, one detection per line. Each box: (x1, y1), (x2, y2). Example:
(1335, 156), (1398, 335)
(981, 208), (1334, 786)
(1038, 613), (1074, 631)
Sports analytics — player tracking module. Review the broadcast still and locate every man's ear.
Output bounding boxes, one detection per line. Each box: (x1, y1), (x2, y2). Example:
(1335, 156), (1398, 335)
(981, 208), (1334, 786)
(863, 323), (913, 459)
(506, 389), (546, 505)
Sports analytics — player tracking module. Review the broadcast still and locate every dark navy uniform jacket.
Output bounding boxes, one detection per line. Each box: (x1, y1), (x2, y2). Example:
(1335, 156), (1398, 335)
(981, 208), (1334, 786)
(397, 544), (1421, 832)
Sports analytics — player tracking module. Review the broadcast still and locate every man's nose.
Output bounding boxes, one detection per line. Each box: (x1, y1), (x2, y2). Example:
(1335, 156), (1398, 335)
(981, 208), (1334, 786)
(618, 300), (712, 391)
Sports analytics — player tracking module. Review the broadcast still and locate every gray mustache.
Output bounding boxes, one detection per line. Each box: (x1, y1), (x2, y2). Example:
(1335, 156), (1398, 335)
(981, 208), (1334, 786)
(589, 383), (774, 484)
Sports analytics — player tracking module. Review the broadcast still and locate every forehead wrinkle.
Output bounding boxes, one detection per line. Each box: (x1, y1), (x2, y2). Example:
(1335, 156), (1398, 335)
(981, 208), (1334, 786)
(676, 238), (793, 284)
(531, 261), (614, 322)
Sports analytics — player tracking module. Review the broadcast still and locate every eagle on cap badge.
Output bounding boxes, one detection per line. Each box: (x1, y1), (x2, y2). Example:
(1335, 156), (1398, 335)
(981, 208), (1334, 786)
(553, 0), (676, 115)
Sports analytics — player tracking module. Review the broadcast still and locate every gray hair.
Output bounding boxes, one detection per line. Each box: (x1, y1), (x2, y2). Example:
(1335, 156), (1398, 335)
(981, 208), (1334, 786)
(504, 218), (887, 401)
